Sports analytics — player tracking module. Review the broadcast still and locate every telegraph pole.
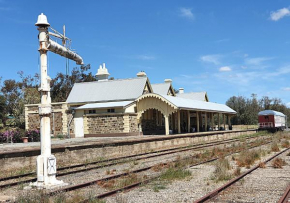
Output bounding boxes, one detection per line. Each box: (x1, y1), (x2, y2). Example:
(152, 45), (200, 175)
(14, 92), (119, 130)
(33, 13), (83, 188)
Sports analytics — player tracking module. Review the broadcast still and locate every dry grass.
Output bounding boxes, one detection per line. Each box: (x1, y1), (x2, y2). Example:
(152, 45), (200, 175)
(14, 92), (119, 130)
(272, 158), (287, 169)
(282, 140), (290, 148)
(233, 167), (241, 176)
(236, 149), (261, 168)
(259, 162), (266, 168)
(271, 142), (280, 152)
(212, 158), (232, 182)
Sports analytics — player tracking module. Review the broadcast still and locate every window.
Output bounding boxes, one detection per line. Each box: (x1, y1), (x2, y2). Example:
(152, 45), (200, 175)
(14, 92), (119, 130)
(107, 108), (115, 113)
(88, 110), (96, 114)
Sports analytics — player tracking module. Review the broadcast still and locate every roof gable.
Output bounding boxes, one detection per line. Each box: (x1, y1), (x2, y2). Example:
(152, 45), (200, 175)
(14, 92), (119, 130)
(151, 83), (176, 96)
(177, 92), (208, 102)
(67, 77), (148, 103)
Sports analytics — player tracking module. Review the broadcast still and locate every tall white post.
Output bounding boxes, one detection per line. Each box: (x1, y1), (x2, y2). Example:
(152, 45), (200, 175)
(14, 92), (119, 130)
(32, 13), (65, 189)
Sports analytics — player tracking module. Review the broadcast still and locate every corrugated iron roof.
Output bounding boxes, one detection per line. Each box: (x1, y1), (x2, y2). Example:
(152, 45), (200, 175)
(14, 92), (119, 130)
(151, 83), (171, 95)
(66, 77), (147, 103)
(176, 92), (208, 101)
(161, 94), (236, 114)
(76, 101), (134, 110)
(258, 110), (285, 117)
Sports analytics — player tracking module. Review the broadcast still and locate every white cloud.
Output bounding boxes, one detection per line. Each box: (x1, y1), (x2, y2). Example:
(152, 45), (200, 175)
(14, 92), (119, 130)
(282, 87), (290, 91)
(219, 66), (232, 72)
(245, 57), (273, 66)
(270, 7), (290, 21)
(179, 8), (194, 20)
(136, 55), (155, 60)
(215, 39), (230, 43)
(287, 102), (290, 107)
(200, 54), (222, 65)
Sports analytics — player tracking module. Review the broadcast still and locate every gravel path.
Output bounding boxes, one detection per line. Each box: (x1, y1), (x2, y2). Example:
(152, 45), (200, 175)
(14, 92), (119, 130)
(105, 139), (289, 203)
(0, 134), (277, 202)
(210, 149), (290, 203)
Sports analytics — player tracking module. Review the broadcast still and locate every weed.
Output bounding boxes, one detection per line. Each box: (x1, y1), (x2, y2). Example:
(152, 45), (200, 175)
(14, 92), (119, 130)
(234, 167), (241, 176)
(212, 158), (232, 182)
(282, 140), (290, 148)
(159, 167), (191, 181)
(272, 158), (287, 168)
(86, 191), (105, 203)
(259, 162), (266, 168)
(271, 142), (280, 152)
(16, 191), (49, 203)
(53, 192), (66, 203)
(152, 183), (166, 192)
(236, 149), (261, 168)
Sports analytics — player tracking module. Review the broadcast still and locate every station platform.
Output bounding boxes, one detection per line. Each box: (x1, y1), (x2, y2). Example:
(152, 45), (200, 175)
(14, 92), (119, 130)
(0, 130), (256, 160)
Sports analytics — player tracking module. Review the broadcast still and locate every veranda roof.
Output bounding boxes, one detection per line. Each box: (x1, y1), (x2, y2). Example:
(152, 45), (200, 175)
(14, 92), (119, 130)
(76, 101), (134, 110)
(137, 93), (236, 114)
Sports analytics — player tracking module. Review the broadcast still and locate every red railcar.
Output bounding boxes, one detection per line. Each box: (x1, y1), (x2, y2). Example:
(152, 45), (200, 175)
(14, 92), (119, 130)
(258, 110), (287, 132)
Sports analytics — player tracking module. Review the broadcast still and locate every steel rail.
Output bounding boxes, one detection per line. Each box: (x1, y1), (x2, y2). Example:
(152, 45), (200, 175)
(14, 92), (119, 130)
(194, 147), (290, 203)
(278, 184), (290, 203)
(0, 136), (240, 182)
(49, 138), (266, 195)
(0, 134), (270, 190)
(0, 134), (261, 186)
(67, 139), (274, 202)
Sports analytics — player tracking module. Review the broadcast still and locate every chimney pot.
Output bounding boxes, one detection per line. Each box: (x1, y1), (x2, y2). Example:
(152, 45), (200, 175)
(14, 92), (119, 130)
(179, 88), (184, 94)
(164, 79), (172, 84)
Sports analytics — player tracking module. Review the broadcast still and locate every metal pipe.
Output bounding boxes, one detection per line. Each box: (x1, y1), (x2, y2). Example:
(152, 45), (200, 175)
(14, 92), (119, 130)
(47, 39), (83, 65)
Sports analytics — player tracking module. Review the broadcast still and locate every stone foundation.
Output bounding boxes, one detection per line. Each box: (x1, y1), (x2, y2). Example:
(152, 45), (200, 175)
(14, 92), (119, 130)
(0, 130), (256, 172)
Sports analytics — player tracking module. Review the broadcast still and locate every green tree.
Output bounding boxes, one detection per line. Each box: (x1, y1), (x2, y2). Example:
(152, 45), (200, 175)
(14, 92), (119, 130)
(50, 64), (96, 102)
(0, 95), (6, 125)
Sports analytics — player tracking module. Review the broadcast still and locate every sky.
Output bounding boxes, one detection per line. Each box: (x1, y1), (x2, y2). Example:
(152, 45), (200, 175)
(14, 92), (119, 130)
(0, 0), (290, 106)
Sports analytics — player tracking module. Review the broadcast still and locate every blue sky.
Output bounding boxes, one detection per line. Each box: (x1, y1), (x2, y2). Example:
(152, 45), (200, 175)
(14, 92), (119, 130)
(0, 0), (290, 106)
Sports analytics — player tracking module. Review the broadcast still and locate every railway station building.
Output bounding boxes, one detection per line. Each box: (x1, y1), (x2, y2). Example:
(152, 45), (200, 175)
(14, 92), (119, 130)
(25, 64), (236, 138)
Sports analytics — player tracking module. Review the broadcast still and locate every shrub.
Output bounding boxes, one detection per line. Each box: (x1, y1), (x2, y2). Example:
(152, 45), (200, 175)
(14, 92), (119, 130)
(0, 130), (24, 143)
(26, 129), (40, 142)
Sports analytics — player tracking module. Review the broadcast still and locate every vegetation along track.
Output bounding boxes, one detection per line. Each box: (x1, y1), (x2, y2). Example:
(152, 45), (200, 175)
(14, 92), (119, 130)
(42, 133), (277, 202)
(194, 146), (290, 203)
(0, 133), (269, 189)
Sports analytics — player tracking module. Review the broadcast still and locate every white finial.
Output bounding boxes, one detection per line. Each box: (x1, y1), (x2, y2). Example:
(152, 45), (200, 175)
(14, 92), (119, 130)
(96, 63), (110, 80)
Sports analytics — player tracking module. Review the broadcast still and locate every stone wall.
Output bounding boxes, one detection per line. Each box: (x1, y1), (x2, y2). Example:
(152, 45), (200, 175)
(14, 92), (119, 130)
(87, 114), (124, 134)
(129, 115), (138, 132)
(28, 114), (40, 130)
(25, 103), (67, 136)
(0, 130), (256, 172)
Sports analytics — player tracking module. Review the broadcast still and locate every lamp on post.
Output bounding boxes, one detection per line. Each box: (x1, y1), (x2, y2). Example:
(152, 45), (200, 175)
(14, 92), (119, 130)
(31, 13), (65, 188)
(32, 13), (83, 189)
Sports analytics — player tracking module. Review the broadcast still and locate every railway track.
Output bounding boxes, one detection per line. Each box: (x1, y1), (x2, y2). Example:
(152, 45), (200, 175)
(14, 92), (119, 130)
(278, 185), (290, 203)
(194, 147), (290, 203)
(43, 136), (274, 202)
(0, 134), (268, 190)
